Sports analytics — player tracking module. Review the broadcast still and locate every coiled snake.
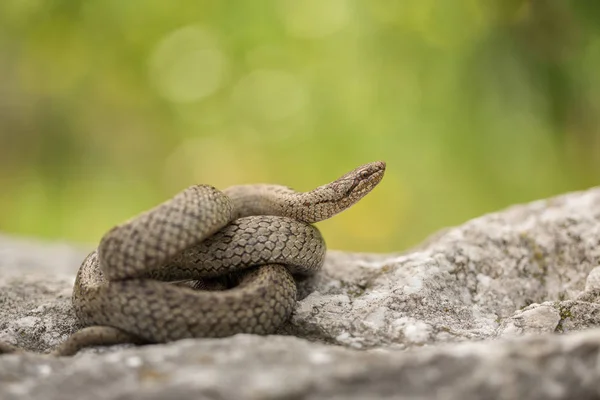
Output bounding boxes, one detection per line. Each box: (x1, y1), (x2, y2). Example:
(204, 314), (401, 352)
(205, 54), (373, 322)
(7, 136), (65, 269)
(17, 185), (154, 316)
(0, 161), (385, 356)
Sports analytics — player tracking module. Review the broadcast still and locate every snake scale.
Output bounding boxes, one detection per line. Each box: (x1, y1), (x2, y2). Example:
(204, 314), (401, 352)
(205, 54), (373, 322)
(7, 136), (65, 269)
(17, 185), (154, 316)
(0, 161), (386, 356)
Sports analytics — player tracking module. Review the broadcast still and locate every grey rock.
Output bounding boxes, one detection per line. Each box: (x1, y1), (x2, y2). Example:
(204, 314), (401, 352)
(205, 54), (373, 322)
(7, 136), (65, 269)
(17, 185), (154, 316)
(499, 303), (561, 336)
(286, 187), (600, 348)
(0, 234), (88, 353)
(2, 332), (600, 400)
(585, 266), (600, 291)
(1, 187), (600, 399)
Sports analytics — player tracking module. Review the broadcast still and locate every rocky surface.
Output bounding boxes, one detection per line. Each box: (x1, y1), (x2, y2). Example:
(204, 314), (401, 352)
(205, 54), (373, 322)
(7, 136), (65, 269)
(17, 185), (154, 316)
(2, 187), (600, 399)
(2, 331), (600, 400)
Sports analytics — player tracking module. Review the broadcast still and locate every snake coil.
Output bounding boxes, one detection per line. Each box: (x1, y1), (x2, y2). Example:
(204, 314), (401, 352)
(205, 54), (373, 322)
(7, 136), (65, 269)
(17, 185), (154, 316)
(0, 161), (385, 356)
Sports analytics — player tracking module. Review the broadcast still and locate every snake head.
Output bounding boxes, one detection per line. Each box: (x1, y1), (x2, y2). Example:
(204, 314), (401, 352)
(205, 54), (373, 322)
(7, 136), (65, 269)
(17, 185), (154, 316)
(341, 161), (386, 199)
(300, 161), (386, 222)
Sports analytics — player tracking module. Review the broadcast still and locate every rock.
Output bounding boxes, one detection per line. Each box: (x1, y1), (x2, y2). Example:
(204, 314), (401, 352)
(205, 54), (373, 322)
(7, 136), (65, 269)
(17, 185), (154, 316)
(585, 266), (600, 291)
(499, 303), (561, 336)
(1, 187), (600, 399)
(0, 234), (88, 353)
(2, 331), (600, 400)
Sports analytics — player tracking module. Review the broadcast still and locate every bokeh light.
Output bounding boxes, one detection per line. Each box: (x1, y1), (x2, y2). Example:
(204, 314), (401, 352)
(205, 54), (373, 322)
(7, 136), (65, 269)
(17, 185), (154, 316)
(149, 25), (226, 103)
(0, 0), (599, 253)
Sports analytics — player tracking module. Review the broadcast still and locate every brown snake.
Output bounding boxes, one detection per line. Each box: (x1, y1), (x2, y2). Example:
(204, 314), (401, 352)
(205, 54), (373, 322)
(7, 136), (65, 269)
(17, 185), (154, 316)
(0, 161), (385, 356)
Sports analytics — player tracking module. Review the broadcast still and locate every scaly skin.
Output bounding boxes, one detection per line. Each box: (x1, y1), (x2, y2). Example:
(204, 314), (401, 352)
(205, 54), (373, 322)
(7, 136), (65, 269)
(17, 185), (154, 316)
(0, 161), (386, 356)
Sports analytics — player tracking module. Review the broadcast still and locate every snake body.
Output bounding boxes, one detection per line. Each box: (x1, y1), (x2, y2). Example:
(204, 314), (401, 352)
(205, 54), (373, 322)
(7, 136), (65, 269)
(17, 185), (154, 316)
(0, 161), (385, 356)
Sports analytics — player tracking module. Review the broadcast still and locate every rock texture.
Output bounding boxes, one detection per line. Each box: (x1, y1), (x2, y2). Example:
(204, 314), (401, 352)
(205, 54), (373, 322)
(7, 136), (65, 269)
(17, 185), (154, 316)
(2, 187), (600, 399)
(2, 332), (600, 400)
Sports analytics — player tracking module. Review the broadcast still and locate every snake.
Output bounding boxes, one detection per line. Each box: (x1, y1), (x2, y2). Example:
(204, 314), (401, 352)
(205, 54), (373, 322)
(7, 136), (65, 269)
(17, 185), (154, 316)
(0, 161), (386, 356)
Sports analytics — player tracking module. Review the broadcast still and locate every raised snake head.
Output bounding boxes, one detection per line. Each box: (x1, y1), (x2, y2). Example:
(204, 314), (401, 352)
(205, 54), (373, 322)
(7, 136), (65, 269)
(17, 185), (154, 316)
(300, 161), (386, 223)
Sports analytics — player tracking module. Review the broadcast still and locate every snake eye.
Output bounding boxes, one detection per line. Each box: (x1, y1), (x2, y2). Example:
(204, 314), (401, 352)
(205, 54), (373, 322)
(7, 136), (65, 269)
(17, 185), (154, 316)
(360, 170), (371, 179)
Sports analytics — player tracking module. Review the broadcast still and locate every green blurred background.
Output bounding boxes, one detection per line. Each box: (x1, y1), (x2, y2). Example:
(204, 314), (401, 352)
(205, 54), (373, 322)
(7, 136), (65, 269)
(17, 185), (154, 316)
(1, 0), (599, 253)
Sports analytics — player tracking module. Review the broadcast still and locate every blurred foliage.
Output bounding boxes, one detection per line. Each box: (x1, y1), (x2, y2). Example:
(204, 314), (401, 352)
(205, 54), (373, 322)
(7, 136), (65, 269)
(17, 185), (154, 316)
(1, 0), (599, 252)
